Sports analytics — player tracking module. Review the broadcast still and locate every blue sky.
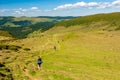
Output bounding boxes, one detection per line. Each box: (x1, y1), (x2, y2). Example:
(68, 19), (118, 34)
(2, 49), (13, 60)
(0, 0), (120, 16)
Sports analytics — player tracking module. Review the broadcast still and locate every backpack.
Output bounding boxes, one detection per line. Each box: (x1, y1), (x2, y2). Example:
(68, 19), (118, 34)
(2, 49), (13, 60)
(38, 60), (42, 64)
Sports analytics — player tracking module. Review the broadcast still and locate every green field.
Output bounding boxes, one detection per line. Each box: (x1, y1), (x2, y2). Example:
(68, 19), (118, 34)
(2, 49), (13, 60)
(1, 31), (120, 80)
(0, 12), (120, 80)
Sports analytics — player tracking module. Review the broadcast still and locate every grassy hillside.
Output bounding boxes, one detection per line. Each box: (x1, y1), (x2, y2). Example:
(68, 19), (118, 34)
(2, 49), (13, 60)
(0, 30), (13, 41)
(14, 17), (51, 22)
(54, 12), (120, 32)
(0, 30), (12, 37)
(1, 12), (120, 80)
(0, 63), (13, 80)
(1, 31), (120, 80)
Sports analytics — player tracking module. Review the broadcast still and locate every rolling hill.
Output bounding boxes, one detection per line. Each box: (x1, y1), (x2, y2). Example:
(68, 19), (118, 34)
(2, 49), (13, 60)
(52, 12), (120, 33)
(0, 30), (12, 37)
(1, 12), (120, 80)
(0, 30), (13, 41)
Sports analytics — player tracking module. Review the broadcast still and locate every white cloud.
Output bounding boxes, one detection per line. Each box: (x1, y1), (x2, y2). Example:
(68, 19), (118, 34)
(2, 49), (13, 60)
(19, 8), (27, 12)
(54, 0), (120, 10)
(0, 9), (9, 12)
(88, 2), (98, 7)
(97, 2), (110, 9)
(112, 0), (120, 5)
(31, 7), (39, 10)
(13, 8), (27, 15)
(30, 7), (42, 12)
(14, 10), (24, 15)
(54, 4), (73, 10)
(13, 7), (41, 15)
(73, 2), (87, 7)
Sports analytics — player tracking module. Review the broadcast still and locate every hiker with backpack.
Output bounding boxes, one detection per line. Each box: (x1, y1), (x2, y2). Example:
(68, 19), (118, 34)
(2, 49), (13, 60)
(37, 56), (42, 70)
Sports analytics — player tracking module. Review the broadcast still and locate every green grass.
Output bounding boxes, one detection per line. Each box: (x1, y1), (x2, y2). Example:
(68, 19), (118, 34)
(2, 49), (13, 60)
(0, 30), (12, 37)
(41, 32), (120, 80)
(13, 17), (52, 24)
(55, 12), (120, 31)
(1, 31), (120, 80)
(3, 22), (20, 27)
(1, 12), (120, 80)
(0, 63), (13, 80)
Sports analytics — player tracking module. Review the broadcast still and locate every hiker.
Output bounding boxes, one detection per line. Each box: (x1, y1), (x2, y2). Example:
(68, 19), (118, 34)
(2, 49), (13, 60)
(54, 46), (56, 50)
(37, 56), (42, 70)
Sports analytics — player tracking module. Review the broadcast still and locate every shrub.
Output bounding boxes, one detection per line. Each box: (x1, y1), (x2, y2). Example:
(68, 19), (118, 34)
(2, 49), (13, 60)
(0, 45), (6, 50)
(23, 48), (31, 51)
(0, 45), (22, 51)
(8, 45), (19, 51)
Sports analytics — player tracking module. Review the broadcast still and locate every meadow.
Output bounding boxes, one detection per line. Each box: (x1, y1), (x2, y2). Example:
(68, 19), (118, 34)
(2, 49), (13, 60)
(0, 12), (120, 80)
(1, 31), (120, 80)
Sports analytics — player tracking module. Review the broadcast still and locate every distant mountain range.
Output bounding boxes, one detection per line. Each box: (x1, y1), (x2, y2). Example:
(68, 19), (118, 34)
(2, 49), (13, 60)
(1, 12), (120, 38)
(0, 16), (75, 38)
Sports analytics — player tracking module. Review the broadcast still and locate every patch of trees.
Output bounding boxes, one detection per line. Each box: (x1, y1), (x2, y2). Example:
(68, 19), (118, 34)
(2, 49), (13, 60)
(12, 20), (32, 26)
(37, 16), (76, 20)
(0, 17), (14, 25)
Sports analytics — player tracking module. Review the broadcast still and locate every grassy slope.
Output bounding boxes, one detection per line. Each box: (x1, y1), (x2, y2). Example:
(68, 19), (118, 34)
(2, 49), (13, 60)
(13, 17), (52, 24)
(0, 30), (13, 41)
(0, 30), (12, 37)
(1, 31), (120, 80)
(55, 12), (120, 31)
(1, 12), (120, 80)
(0, 30), (13, 80)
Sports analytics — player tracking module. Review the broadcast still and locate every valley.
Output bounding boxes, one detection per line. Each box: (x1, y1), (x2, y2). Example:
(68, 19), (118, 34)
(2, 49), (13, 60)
(0, 13), (120, 80)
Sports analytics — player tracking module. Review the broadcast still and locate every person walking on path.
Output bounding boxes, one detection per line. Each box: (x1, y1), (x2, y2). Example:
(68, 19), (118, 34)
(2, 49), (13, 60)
(37, 56), (42, 70)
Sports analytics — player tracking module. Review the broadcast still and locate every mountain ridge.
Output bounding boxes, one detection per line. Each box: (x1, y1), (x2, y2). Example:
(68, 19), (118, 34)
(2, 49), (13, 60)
(54, 12), (120, 30)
